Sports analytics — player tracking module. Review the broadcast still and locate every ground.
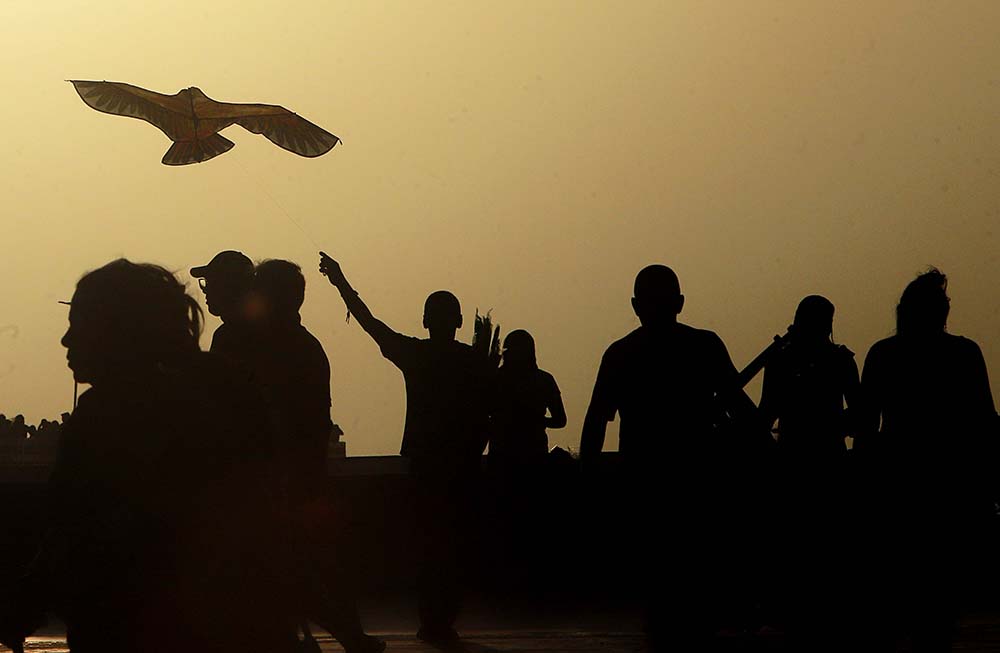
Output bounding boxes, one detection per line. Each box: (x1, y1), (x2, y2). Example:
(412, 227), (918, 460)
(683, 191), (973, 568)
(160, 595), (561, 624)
(17, 631), (644, 653)
(11, 609), (1000, 652)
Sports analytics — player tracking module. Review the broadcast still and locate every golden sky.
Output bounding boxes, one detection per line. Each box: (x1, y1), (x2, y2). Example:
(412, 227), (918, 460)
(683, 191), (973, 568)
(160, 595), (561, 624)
(2, 1), (998, 454)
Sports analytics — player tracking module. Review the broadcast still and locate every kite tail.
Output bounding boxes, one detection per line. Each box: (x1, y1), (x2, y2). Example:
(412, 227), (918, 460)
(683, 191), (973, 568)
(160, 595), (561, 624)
(162, 134), (235, 166)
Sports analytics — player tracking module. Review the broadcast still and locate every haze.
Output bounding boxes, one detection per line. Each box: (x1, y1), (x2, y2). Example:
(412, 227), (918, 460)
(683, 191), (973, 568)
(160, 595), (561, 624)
(2, 1), (998, 454)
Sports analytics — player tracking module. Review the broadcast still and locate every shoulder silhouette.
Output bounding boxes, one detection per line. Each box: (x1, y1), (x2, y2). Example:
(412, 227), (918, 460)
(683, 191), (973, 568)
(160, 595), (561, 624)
(760, 294), (859, 459)
(490, 329), (566, 469)
(581, 264), (746, 462)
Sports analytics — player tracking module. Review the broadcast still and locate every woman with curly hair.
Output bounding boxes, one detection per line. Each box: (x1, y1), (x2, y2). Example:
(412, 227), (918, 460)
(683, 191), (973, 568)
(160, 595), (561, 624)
(11, 260), (292, 653)
(857, 268), (996, 650)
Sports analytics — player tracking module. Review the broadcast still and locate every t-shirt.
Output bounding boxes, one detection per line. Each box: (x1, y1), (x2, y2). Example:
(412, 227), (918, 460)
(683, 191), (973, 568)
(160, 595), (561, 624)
(252, 320), (333, 443)
(861, 333), (997, 519)
(761, 342), (858, 447)
(490, 367), (560, 461)
(378, 333), (492, 472)
(861, 333), (995, 454)
(587, 323), (740, 460)
(209, 321), (258, 382)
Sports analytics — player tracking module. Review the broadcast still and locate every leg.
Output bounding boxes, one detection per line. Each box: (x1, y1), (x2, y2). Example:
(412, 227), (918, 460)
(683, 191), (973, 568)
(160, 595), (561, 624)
(415, 473), (473, 640)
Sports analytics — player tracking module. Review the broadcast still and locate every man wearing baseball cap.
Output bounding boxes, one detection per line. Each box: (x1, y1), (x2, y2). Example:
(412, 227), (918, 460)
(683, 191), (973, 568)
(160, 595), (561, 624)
(190, 250), (256, 359)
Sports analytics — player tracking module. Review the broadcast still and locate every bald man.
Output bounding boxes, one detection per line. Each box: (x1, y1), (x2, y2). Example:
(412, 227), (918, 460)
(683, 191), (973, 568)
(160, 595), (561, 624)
(581, 265), (748, 461)
(581, 264), (758, 649)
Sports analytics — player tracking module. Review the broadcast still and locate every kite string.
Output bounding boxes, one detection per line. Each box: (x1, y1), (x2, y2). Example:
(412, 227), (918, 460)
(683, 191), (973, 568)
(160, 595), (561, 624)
(233, 158), (322, 250)
(232, 159), (350, 322)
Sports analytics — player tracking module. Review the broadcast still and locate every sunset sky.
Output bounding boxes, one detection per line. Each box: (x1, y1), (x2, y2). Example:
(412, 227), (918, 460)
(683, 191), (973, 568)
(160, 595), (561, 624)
(2, 1), (998, 454)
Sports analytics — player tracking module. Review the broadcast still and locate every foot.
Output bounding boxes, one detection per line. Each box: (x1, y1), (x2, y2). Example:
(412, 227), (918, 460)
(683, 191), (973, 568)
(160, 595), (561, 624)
(344, 634), (386, 653)
(0, 639), (24, 653)
(298, 634), (323, 653)
(417, 625), (460, 645)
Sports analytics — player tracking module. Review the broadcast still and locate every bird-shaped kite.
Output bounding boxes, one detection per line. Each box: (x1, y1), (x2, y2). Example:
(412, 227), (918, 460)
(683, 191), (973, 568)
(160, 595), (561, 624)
(70, 80), (340, 166)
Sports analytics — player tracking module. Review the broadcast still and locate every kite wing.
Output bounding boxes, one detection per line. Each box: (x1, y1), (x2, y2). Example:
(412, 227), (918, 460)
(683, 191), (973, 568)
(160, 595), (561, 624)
(195, 99), (340, 158)
(69, 80), (194, 141)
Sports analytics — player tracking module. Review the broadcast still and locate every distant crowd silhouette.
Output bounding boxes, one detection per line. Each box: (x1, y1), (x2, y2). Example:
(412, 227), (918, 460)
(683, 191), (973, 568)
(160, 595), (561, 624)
(0, 255), (997, 653)
(0, 414), (68, 444)
(0, 415), (70, 469)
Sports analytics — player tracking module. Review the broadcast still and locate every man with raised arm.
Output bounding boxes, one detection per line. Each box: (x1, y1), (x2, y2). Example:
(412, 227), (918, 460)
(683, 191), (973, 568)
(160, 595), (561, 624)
(319, 252), (493, 645)
(580, 264), (758, 650)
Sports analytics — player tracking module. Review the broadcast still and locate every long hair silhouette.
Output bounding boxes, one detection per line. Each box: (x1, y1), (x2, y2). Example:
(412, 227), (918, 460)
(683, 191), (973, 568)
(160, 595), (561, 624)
(896, 267), (949, 336)
(64, 260), (202, 382)
(501, 330), (538, 372)
(792, 295), (836, 343)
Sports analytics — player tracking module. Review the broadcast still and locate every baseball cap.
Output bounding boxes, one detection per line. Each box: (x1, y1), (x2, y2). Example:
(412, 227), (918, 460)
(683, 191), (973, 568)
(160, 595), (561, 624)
(190, 251), (254, 280)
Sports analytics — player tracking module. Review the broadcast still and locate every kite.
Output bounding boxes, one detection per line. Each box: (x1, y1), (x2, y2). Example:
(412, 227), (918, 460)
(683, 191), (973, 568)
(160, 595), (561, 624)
(69, 80), (340, 166)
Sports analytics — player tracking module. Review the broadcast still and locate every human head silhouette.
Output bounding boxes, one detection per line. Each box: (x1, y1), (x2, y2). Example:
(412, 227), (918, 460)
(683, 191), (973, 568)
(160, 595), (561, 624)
(423, 290), (462, 340)
(792, 295), (835, 344)
(254, 259), (305, 323)
(896, 268), (950, 337)
(190, 251), (254, 320)
(502, 329), (537, 371)
(62, 259), (203, 385)
(631, 265), (684, 327)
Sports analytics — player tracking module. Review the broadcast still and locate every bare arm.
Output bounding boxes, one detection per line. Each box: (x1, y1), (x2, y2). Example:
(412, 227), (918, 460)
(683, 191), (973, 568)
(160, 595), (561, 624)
(757, 363), (780, 434)
(546, 391), (568, 430)
(580, 353), (616, 461)
(854, 346), (883, 450)
(580, 404), (609, 460)
(319, 252), (396, 349)
(841, 353), (861, 438)
(712, 333), (767, 441)
(966, 340), (997, 419)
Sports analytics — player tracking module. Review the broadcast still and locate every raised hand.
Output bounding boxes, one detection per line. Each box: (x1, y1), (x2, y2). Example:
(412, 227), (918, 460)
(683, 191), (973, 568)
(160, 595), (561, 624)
(318, 251), (346, 288)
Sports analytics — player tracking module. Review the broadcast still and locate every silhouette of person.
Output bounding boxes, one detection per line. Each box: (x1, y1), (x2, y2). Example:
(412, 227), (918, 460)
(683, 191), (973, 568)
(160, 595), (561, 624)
(757, 295), (859, 645)
(252, 260), (335, 498)
(190, 250), (256, 369)
(10, 415), (27, 441)
(319, 252), (493, 645)
(252, 259), (383, 653)
(486, 329), (566, 585)
(579, 264), (758, 648)
(15, 259), (293, 653)
(489, 330), (566, 470)
(760, 295), (859, 459)
(857, 268), (997, 650)
(581, 266), (755, 464)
